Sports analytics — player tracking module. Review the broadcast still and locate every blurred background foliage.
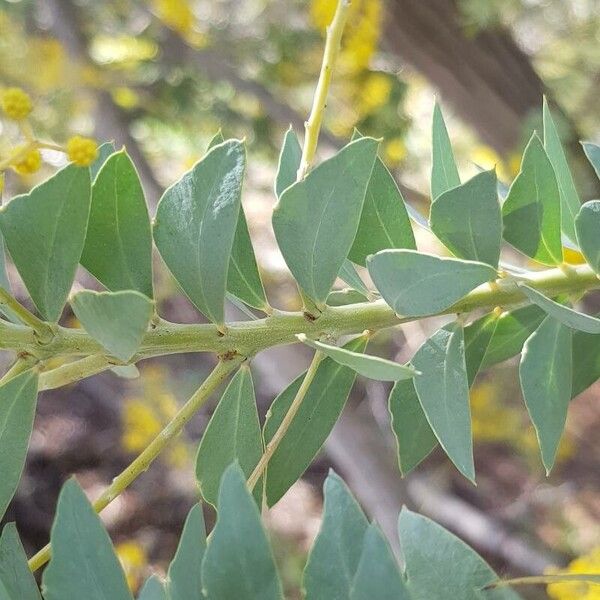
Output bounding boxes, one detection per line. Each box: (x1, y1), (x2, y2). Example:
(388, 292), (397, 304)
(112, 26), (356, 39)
(1, 0), (600, 598)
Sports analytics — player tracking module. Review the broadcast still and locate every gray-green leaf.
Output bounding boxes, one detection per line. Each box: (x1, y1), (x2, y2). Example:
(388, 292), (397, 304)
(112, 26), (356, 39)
(81, 150), (153, 298)
(575, 200), (600, 274)
(411, 324), (474, 482)
(275, 127), (302, 197)
(0, 370), (39, 520)
(138, 575), (167, 600)
(581, 142), (600, 179)
(463, 312), (499, 385)
(338, 260), (371, 298)
(303, 471), (369, 600)
(350, 524), (409, 600)
(399, 508), (520, 600)
(153, 140), (246, 326)
(272, 138), (378, 307)
(388, 379), (437, 476)
(42, 478), (132, 600)
(167, 504), (206, 600)
(520, 316), (572, 473)
(367, 250), (496, 318)
(519, 283), (600, 334)
(0, 164), (91, 321)
(348, 132), (415, 265)
(90, 141), (116, 182)
(543, 98), (580, 242)
(297, 334), (417, 381)
(0, 523), (42, 600)
(70, 290), (153, 362)
(201, 464), (283, 600)
(263, 336), (367, 506)
(196, 367), (263, 507)
(502, 134), (562, 265)
(431, 102), (460, 200)
(430, 169), (501, 268)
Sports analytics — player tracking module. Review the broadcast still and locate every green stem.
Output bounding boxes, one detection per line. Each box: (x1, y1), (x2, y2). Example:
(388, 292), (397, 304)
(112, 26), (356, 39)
(0, 354), (37, 385)
(6, 264), (598, 362)
(297, 0), (351, 179)
(247, 350), (324, 491)
(0, 287), (54, 342)
(39, 354), (112, 391)
(28, 356), (242, 572)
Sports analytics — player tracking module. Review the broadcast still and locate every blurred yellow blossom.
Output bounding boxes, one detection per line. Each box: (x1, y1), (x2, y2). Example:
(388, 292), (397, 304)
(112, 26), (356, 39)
(152, 0), (194, 35)
(358, 72), (393, 114)
(563, 247), (587, 265)
(112, 87), (141, 110)
(1, 87), (33, 120)
(66, 135), (99, 167)
(116, 540), (147, 591)
(547, 547), (600, 599)
(11, 146), (42, 175)
(121, 365), (191, 468)
(384, 137), (407, 165)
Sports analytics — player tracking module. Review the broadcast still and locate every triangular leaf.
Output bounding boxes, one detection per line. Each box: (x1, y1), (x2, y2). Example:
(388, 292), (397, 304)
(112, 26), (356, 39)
(297, 334), (417, 381)
(520, 316), (572, 473)
(42, 479), (132, 600)
(275, 127), (302, 198)
(519, 283), (600, 334)
(138, 575), (167, 600)
(70, 290), (153, 362)
(0, 523), (42, 600)
(543, 98), (580, 242)
(411, 323), (475, 481)
(0, 370), (39, 520)
(430, 169), (501, 268)
(581, 142), (600, 179)
(575, 200), (600, 274)
(0, 164), (91, 321)
(350, 523), (409, 600)
(153, 140), (246, 325)
(263, 337), (367, 506)
(399, 508), (521, 600)
(367, 250), (496, 318)
(502, 134), (562, 265)
(349, 131), (415, 265)
(201, 464), (283, 600)
(338, 260), (371, 298)
(167, 504), (206, 600)
(572, 327), (600, 398)
(81, 150), (153, 298)
(303, 471), (369, 600)
(463, 312), (499, 385)
(272, 138), (378, 306)
(196, 367), (263, 507)
(90, 141), (116, 182)
(431, 102), (460, 200)
(388, 379), (437, 476)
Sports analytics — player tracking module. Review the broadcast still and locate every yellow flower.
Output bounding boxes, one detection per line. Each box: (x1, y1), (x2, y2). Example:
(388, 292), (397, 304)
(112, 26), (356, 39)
(359, 72), (393, 114)
(547, 547), (600, 599)
(122, 399), (162, 453)
(153, 0), (195, 35)
(66, 135), (98, 167)
(11, 146), (42, 175)
(384, 137), (407, 165)
(116, 540), (147, 591)
(1, 87), (33, 120)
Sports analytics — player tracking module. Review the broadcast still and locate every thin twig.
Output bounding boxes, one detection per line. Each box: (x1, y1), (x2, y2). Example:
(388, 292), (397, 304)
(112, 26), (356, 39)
(0, 287), (54, 342)
(28, 357), (242, 572)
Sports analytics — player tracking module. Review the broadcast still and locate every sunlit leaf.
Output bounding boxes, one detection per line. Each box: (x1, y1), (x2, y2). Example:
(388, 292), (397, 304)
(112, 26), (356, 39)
(137, 575), (167, 600)
(575, 200), (600, 274)
(275, 127), (302, 197)
(581, 142), (600, 179)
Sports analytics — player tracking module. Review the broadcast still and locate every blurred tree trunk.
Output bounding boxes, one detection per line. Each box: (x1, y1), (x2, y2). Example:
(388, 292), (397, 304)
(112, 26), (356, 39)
(383, 0), (543, 155)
